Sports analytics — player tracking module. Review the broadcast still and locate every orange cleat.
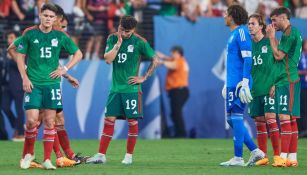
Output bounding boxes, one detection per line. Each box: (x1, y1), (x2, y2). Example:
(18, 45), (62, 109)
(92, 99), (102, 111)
(56, 157), (76, 167)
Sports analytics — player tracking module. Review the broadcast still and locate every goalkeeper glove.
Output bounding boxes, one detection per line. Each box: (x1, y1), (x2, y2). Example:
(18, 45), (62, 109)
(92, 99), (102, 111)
(235, 78), (253, 103)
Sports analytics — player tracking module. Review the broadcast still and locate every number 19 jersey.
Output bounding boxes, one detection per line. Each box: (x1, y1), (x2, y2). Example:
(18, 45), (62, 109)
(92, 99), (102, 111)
(105, 33), (155, 93)
(251, 37), (277, 97)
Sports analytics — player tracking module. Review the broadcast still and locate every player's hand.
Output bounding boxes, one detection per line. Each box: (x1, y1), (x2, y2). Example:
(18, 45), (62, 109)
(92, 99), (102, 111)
(50, 66), (67, 79)
(235, 78), (253, 103)
(22, 76), (33, 93)
(266, 24), (276, 39)
(117, 27), (123, 45)
(222, 84), (226, 99)
(128, 76), (146, 85)
(67, 75), (80, 88)
(270, 85), (275, 98)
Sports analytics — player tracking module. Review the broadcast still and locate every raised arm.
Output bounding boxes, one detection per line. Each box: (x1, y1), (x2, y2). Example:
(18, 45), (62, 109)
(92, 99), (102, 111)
(266, 24), (286, 60)
(104, 32), (122, 64)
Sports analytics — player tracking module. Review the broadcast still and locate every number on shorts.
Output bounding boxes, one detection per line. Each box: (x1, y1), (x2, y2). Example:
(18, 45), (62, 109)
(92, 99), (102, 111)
(126, 99), (137, 110)
(229, 92), (234, 102)
(51, 89), (61, 100)
(264, 96), (275, 105)
(279, 95), (288, 105)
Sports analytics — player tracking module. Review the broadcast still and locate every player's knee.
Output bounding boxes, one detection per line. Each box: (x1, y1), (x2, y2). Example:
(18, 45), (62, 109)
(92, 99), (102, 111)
(254, 117), (265, 122)
(55, 124), (65, 130)
(128, 119), (138, 126)
(26, 118), (37, 128)
(265, 113), (276, 119)
(279, 114), (290, 120)
(105, 117), (116, 123)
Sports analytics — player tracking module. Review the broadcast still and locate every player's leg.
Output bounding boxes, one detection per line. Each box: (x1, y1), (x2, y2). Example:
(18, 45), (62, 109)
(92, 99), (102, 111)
(20, 86), (42, 169)
(41, 109), (57, 170)
(86, 92), (122, 164)
(121, 92), (143, 165)
(288, 82), (300, 167)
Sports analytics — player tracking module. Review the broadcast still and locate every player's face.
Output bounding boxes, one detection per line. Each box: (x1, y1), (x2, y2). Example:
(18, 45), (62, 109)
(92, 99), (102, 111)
(248, 17), (262, 36)
(270, 15), (284, 31)
(61, 19), (68, 31)
(119, 26), (135, 39)
(171, 51), (181, 59)
(7, 33), (17, 45)
(40, 10), (57, 28)
(224, 12), (232, 26)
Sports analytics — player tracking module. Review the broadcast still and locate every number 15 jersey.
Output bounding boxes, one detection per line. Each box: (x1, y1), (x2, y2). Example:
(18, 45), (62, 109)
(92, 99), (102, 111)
(105, 33), (155, 93)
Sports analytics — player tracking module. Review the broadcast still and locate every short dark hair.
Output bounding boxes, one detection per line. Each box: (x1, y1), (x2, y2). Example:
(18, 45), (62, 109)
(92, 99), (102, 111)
(54, 4), (65, 17)
(6, 30), (19, 37)
(120, 15), (137, 30)
(270, 7), (291, 19)
(171, 46), (184, 56)
(248, 13), (266, 35)
(62, 14), (69, 25)
(227, 5), (248, 25)
(41, 3), (58, 14)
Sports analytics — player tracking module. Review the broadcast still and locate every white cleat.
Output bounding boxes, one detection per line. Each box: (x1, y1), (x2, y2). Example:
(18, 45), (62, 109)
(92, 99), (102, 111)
(121, 153), (133, 165)
(86, 153), (106, 164)
(20, 154), (35, 169)
(220, 157), (245, 166)
(245, 148), (265, 166)
(42, 159), (56, 170)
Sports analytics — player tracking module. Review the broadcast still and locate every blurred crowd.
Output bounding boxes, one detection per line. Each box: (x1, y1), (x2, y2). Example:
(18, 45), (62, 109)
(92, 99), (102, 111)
(0, 0), (307, 60)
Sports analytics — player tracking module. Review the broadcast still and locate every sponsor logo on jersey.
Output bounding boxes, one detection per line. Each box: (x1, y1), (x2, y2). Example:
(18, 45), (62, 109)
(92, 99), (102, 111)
(25, 95), (30, 103)
(133, 111), (138, 115)
(33, 39), (39, 43)
(270, 106), (275, 110)
(262, 46), (268, 53)
(57, 101), (62, 106)
(51, 38), (58, 47)
(127, 45), (134, 52)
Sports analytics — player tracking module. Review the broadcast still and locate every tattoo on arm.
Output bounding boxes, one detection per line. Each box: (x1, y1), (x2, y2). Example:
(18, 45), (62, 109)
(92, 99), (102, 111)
(144, 56), (159, 80)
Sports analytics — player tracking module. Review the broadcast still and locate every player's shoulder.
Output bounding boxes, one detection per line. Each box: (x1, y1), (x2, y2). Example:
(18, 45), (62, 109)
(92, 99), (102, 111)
(133, 33), (148, 43)
(107, 33), (117, 40)
(22, 25), (39, 36)
(53, 28), (70, 37)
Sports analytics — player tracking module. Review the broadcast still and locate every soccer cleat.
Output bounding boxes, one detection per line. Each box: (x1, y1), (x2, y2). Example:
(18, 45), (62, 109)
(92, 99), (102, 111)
(86, 153), (106, 164)
(255, 157), (269, 166)
(272, 156), (287, 167)
(56, 157), (76, 167)
(30, 160), (43, 168)
(42, 159), (56, 170)
(286, 159), (298, 167)
(20, 154), (35, 169)
(121, 153), (133, 165)
(73, 153), (90, 164)
(245, 148), (265, 166)
(220, 157), (245, 166)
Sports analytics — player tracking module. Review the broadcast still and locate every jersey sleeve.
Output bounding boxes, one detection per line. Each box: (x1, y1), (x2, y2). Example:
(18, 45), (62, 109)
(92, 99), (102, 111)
(278, 35), (293, 54)
(62, 34), (79, 55)
(105, 35), (116, 53)
(15, 34), (28, 54)
(236, 28), (252, 59)
(139, 40), (155, 60)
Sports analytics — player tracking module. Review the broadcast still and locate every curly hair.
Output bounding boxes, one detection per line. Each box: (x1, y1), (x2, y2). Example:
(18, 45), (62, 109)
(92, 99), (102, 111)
(248, 13), (266, 35)
(227, 5), (248, 25)
(270, 7), (291, 19)
(120, 15), (138, 30)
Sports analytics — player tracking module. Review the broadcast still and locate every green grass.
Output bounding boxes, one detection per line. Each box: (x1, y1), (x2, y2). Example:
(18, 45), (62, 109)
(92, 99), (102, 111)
(0, 139), (306, 175)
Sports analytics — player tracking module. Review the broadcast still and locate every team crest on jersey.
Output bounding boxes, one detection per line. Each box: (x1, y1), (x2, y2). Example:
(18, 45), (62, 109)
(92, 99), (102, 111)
(261, 46), (268, 53)
(24, 95), (30, 103)
(51, 38), (58, 47)
(127, 45), (134, 52)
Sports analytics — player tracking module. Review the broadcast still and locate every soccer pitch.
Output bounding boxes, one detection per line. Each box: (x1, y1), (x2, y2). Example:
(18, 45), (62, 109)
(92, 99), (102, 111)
(1, 139), (306, 175)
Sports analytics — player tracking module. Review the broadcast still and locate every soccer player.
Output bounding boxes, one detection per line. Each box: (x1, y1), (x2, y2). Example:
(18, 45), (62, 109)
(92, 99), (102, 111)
(220, 5), (264, 166)
(86, 15), (159, 165)
(247, 14), (283, 166)
(16, 3), (82, 169)
(266, 7), (302, 167)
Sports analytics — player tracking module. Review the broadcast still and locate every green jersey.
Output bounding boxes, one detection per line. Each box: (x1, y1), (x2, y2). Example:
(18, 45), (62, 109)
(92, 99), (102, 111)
(275, 26), (302, 86)
(16, 26), (78, 85)
(105, 33), (155, 93)
(251, 38), (277, 97)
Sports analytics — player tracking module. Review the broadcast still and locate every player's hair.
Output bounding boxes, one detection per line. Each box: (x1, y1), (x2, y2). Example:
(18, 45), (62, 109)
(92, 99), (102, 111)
(6, 30), (19, 38)
(227, 5), (248, 25)
(62, 14), (69, 25)
(171, 46), (184, 56)
(248, 13), (266, 35)
(270, 7), (291, 19)
(54, 4), (65, 17)
(120, 15), (138, 30)
(41, 3), (58, 14)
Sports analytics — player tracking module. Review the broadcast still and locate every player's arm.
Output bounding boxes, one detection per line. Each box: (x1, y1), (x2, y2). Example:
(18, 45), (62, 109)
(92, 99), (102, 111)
(7, 43), (17, 61)
(156, 51), (177, 70)
(16, 52), (33, 92)
(104, 32), (122, 64)
(63, 73), (80, 88)
(266, 24), (286, 60)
